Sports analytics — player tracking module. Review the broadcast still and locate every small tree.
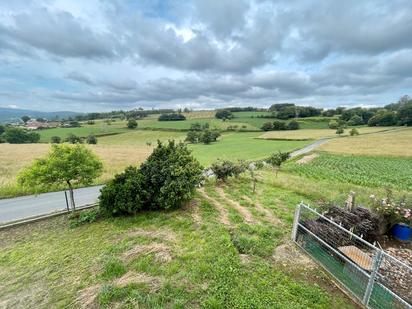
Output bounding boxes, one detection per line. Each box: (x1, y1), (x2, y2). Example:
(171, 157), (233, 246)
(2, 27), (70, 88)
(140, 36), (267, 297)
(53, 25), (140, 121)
(185, 131), (200, 143)
(3, 128), (40, 143)
(336, 127), (344, 136)
(51, 136), (61, 143)
(21, 115), (30, 124)
(200, 130), (220, 144)
(266, 152), (290, 175)
(328, 120), (339, 129)
(261, 122), (274, 131)
(287, 120), (300, 130)
(127, 118), (138, 129)
(18, 144), (103, 211)
(86, 134), (98, 144)
(272, 120), (287, 130)
(215, 110), (233, 121)
(65, 134), (83, 144)
(349, 128), (359, 136)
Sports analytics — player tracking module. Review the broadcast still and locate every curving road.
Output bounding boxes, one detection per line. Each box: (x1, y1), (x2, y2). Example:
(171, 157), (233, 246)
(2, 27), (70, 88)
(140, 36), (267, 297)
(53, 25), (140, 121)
(0, 139), (329, 225)
(290, 138), (329, 158)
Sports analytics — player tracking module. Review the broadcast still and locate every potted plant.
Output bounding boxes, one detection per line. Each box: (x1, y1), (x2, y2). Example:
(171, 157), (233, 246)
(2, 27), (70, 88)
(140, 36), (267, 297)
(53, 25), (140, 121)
(370, 190), (412, 242)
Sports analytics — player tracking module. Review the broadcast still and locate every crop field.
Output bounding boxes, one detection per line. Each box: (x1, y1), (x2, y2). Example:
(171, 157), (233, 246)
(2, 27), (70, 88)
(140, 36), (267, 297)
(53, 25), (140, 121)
(284, 153), (412, 191)
(319, 128), (412, 157)
(259, 127), (397, 140)
(0, 174), (355, 308)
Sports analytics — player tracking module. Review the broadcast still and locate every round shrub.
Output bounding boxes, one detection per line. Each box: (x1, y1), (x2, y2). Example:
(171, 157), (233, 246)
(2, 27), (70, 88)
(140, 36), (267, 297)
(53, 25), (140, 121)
(99, 166), (148, 216)
(139, 141), (203, 210)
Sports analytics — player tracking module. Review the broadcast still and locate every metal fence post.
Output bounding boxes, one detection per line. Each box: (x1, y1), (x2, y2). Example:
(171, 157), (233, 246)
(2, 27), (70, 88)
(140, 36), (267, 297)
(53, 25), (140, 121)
(363, 249), (383, 306)
(291, 203), (301, 241)
(64, 190), (70, 212)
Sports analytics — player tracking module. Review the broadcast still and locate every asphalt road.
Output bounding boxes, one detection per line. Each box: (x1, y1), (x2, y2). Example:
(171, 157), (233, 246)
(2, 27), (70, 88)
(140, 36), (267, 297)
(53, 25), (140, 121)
(0, 185), (103, 224)
(290, 138), (329, 158)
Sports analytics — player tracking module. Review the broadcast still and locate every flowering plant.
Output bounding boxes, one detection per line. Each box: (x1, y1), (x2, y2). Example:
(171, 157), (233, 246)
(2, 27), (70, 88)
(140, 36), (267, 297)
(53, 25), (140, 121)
(370, 189), (411, 226)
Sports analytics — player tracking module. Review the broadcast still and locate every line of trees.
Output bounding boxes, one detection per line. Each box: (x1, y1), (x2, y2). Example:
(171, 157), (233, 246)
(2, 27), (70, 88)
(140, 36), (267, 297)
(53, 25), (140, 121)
(261, 120), (300, 131)
(0, 126), (40, 144)
(158, 113), (186, 121)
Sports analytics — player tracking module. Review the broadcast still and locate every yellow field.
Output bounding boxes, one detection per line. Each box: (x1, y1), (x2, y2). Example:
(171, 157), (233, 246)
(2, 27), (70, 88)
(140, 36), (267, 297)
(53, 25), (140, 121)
(0, 143), (153, 195)
(319, 128), (412, 157)
(258, 127), (398, 140)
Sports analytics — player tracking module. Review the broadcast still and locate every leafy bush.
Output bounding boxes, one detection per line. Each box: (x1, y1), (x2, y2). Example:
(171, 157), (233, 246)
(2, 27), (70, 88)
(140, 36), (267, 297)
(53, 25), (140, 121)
(368, 111), (397, 126)
(199, 130), (220, 144)
(99, 166), (148, 215)
(99, 141), (203, 215)
(349, 128), (359, 136)
(215, 110), (233, 120)
(139, 141), (203, 210)
(287, 120), (300, 130)
(261, 122), (274, 131)
(158, 113), (186, 121)
(370, 190), (411, 227)
(51, 136), (61, 143)
(185, 130), (200, 143)
(69, 208), (101, 228)
(86, 135), (98, 144)
(65, 134), (83, 144)
(336, 127), (344, 136)
(328, 120), (339, 129)
(3, 128), (40, 143)
(265, 152), (290, 171)
(127, 118), (138, 129)
(210, 160), (246, 181)
(272, 120), (287, 130)
(347, 115), (363, 126)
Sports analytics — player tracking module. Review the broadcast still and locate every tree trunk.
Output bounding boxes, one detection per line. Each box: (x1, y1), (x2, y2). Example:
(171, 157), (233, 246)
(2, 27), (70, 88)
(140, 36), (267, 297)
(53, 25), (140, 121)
(67, 181), (76, 211)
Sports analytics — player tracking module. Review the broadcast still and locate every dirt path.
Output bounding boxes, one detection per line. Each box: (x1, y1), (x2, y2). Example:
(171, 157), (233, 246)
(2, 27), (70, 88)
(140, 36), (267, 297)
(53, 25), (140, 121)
(198, 187), (231, 226)
(241, 195), (282, 225)
(189, 200), (203, 227)
(215, 187), (257, 224)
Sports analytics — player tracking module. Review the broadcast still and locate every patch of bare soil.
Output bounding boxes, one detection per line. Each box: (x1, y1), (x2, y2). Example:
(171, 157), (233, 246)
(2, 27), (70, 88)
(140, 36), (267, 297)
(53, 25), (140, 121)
(126, 228), (177, 243)
(239, 254), (252, 264)
(189, 200), (203, 227)
(123, 243), (172, 263)
(76, 285), (100, 309)
(215, 187), (257, 224)
(242, 195), (282, 225)
(114, 272), (162, 292)
(198, 187), (231, 226)
(296, 153), (318, 165)
(272, 242), (316, 270)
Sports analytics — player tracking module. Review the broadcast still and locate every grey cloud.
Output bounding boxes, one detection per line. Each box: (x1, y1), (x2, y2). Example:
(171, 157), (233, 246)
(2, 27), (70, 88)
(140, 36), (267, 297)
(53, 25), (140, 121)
(65, 71), (95, 85)
(0, 8), (116, 59)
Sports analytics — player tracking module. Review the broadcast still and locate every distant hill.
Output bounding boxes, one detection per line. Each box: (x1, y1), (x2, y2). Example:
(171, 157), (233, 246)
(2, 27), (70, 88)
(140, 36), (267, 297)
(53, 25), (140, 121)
(0, 107), (81, 123)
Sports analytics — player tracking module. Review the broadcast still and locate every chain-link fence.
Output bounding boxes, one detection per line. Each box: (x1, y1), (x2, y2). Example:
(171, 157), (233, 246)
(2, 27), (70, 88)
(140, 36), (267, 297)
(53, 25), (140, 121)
(292, 203), (412, 309)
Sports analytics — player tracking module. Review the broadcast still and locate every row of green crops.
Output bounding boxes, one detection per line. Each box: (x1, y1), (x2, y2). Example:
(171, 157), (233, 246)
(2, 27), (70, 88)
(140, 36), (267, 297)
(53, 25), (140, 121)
(284, 153), (412, 191)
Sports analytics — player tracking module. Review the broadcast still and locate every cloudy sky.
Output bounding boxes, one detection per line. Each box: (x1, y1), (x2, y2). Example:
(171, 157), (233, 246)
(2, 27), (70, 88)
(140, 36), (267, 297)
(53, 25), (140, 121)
(0, 0), (411, 112)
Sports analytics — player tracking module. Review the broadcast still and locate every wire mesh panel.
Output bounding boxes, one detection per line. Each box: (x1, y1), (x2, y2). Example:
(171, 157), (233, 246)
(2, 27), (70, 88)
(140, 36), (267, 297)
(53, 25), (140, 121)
(292, 203), (412, 309)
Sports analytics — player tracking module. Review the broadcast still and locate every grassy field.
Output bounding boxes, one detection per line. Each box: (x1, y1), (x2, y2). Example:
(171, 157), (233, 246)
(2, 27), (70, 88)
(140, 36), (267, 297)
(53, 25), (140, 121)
(259, 127), (398, 140)
(0, 173), (356, 308)
(319, 127), (412, 157)
(284, 153), (412, 191)
(0, 132), (309, 198)
(189, 132), (310, 166)
(35, 113), (337, 142)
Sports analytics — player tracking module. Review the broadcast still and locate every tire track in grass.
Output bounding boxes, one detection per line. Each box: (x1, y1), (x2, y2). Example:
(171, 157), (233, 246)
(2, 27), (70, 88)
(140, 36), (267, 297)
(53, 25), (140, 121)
(215, 187), (257, 224)
(241, 195), (282, 225)
(198, 187), (231, 226)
